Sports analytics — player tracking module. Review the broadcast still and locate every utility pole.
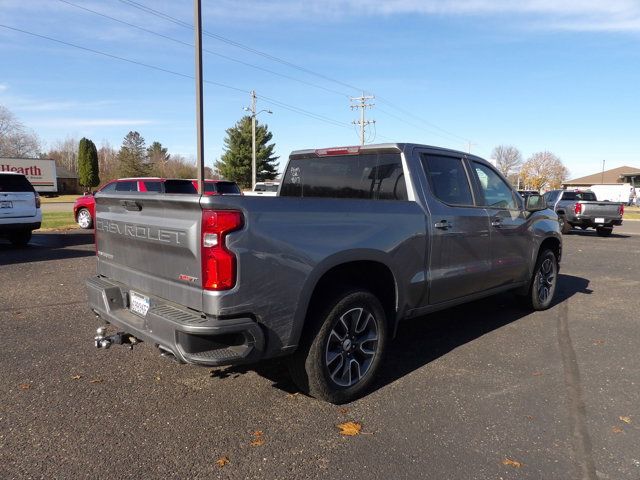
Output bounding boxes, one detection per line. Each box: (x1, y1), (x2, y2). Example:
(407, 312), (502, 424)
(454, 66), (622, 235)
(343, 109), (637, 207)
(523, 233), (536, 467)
(250, 90), (257, 190)
(601, 159), (605, 184)
(244, 91), (272, 190)
(466, 141), (477, 154)
(193, 0), (205, 195)
(350, 93), (375, 146)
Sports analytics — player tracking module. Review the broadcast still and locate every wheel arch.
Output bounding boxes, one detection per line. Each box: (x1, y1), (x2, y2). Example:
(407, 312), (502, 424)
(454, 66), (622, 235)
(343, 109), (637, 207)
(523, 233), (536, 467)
(289, 254), (400, 349)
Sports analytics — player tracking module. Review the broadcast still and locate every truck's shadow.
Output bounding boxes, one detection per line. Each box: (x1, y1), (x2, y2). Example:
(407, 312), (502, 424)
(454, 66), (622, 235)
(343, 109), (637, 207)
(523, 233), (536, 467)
(0, 231), (95, 265)
(564, 229), (629, 238)
(210, 274), (592, 399)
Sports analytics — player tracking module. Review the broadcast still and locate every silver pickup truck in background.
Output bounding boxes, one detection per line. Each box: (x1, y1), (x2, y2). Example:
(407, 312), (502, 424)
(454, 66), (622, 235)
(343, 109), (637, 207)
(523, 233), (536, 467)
(543, 189), (624, 236)
(86, 143), (562, 403)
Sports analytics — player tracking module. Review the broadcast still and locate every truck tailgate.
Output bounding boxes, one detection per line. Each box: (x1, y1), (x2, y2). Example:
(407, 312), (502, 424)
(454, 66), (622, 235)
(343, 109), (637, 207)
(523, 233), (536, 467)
(581, 202), (622, 217)
(95, 193), (203, 311)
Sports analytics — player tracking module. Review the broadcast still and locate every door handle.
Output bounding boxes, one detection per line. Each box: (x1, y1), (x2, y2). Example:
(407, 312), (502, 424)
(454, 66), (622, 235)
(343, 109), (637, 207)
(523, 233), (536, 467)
(491, 218), (502, 228)
(434, 220), (452, 230)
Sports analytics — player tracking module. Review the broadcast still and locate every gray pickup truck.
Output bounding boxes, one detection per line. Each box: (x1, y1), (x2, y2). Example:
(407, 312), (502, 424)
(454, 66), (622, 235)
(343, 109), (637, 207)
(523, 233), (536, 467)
(543, 189), (624, 236)
(86, 143), (562, 403)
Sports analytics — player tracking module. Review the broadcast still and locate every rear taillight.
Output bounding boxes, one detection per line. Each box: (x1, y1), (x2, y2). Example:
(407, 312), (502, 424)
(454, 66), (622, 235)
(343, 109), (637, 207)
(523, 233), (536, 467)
(201, 210), (243, 290)
(35, 194), (41, 209)
(574, 203), (582, 215)
(619, 204), (624, 216)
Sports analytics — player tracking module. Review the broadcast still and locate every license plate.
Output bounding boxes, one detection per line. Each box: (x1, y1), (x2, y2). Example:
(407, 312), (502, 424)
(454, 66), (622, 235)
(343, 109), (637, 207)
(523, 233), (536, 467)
(129, 291), (150, 317)
(0, 201), (12, 209)
(595, 217), (605, 223)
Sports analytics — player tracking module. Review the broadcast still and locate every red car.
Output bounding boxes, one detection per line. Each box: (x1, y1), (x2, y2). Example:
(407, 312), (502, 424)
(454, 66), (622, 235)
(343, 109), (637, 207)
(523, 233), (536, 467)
(74, 178), (241, 229)
(74, 178), (166, 229)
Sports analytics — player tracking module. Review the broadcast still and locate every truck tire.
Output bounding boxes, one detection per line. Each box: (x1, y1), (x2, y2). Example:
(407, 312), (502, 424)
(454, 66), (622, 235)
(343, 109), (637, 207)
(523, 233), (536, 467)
(76, 208), (93, 229)
(9, 230), (32, 247)
(596, 227), (612, 237)
(558, 215), (571, 234)
(517, 249), (558, 311)
(288, 289), (387, 404)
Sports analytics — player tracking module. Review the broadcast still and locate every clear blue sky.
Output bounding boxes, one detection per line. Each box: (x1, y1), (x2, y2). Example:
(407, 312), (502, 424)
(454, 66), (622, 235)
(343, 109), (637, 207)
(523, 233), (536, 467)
(1, 0), (639, 179)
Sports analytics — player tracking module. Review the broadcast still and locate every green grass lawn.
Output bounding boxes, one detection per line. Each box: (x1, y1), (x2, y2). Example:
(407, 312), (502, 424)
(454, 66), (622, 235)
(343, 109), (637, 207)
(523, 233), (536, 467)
(39, 194), (82, 203)
(38, 211), (79, 230)
(624, 206), (640, 220)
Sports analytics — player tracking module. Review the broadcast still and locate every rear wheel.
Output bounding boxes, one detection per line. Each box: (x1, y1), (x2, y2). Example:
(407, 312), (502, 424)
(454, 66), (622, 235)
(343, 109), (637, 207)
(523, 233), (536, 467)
(76, 208), (93, 229)
(596, 227), (613, 237)
(558, 215), (571, 234)
(518, 249), (558, 311)
(288, 289), (387, 404)
(9, 230), (32, 247)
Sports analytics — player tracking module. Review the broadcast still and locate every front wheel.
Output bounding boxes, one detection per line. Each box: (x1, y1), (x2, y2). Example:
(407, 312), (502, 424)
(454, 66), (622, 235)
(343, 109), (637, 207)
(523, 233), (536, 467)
(288, 290), (387, 404)
(76, 208), (93, 229)
(518, 249), (558, 311)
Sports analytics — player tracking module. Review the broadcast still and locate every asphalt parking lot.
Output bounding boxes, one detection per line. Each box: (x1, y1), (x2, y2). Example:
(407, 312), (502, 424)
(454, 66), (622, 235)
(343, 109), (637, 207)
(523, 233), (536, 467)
(1, 224), (639, 480)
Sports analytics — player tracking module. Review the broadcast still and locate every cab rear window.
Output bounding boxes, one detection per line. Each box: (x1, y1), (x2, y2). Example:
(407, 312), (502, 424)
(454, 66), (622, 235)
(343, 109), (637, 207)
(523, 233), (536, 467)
(280, 153), (407, 200)
(0, 174), (35, 192)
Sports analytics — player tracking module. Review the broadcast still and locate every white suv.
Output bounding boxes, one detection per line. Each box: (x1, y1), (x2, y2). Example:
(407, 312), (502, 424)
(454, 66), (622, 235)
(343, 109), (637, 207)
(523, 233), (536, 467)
(0, 172), (42, 246)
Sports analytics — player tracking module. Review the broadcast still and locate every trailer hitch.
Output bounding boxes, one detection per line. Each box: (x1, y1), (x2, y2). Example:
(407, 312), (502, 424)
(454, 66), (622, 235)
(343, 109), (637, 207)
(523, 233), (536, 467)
(94, 327), (140, 350)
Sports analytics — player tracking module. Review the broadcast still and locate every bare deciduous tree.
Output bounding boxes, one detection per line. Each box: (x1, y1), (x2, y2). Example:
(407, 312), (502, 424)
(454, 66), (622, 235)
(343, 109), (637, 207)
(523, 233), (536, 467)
(0, 105), (42, 158)
(46, 136), (79, 173)
(491, 145), (522, 178)
(520, 151), (569, 190)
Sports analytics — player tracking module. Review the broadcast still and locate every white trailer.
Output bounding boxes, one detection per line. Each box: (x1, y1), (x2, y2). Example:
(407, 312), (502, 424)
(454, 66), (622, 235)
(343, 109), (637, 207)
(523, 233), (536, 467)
(0, 158), (58, 193)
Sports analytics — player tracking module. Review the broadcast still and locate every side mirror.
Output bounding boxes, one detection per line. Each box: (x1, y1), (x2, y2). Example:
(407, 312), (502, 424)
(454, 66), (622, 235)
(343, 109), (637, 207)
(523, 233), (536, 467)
(526, 194), (545, 212)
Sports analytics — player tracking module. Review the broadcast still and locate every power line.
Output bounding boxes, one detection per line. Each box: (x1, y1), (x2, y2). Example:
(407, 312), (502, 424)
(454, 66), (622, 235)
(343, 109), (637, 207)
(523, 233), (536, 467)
(376, 95), (472, 143)
(0, 23), (351, 131)
(115, 0), (475, 146)
(117, 0), (362, 92)
(56, 0), (349, 98)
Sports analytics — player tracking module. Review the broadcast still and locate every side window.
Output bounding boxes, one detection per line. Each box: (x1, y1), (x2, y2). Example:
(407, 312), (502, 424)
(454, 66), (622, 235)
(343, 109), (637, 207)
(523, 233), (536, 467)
(143, 181), (162, 192)
(100, 182), (117, 192)
(374, 153), (407, 200)
(562, 191), (576, 201)
(420, 154), (473, 206)
(115, 181), (137, 192)
(472, 162), (518, 209)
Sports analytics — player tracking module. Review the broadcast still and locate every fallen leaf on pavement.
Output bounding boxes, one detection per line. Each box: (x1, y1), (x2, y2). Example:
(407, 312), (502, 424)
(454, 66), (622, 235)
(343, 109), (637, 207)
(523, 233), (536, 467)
(339, 408), (348, 414)
(619, 416), (631, 424)
(89, 379), (103, 384)
(612, 426), (623, 433)
(18, 383), (31, 390)
(502, 458), (523, 468)
(337, 421), (362, 436)
(250, 438), (265, 447)
(532, 371), (543, 376)
(215, 456), (229, 468)
(71, 375), (82, 380)
(593, 339), (605, 346)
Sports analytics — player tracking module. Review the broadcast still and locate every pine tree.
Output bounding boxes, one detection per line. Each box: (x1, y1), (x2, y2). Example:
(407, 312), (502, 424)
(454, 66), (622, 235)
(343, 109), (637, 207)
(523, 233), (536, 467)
(117, 131), (149, 177)
(215, 116), (279, 188)
(147, 141), (170, 176)
(77, 137), (100, 191)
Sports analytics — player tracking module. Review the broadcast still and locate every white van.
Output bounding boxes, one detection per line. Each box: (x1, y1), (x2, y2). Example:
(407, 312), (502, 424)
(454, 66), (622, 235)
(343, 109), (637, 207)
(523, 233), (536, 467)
(0, 172), (42, 246)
